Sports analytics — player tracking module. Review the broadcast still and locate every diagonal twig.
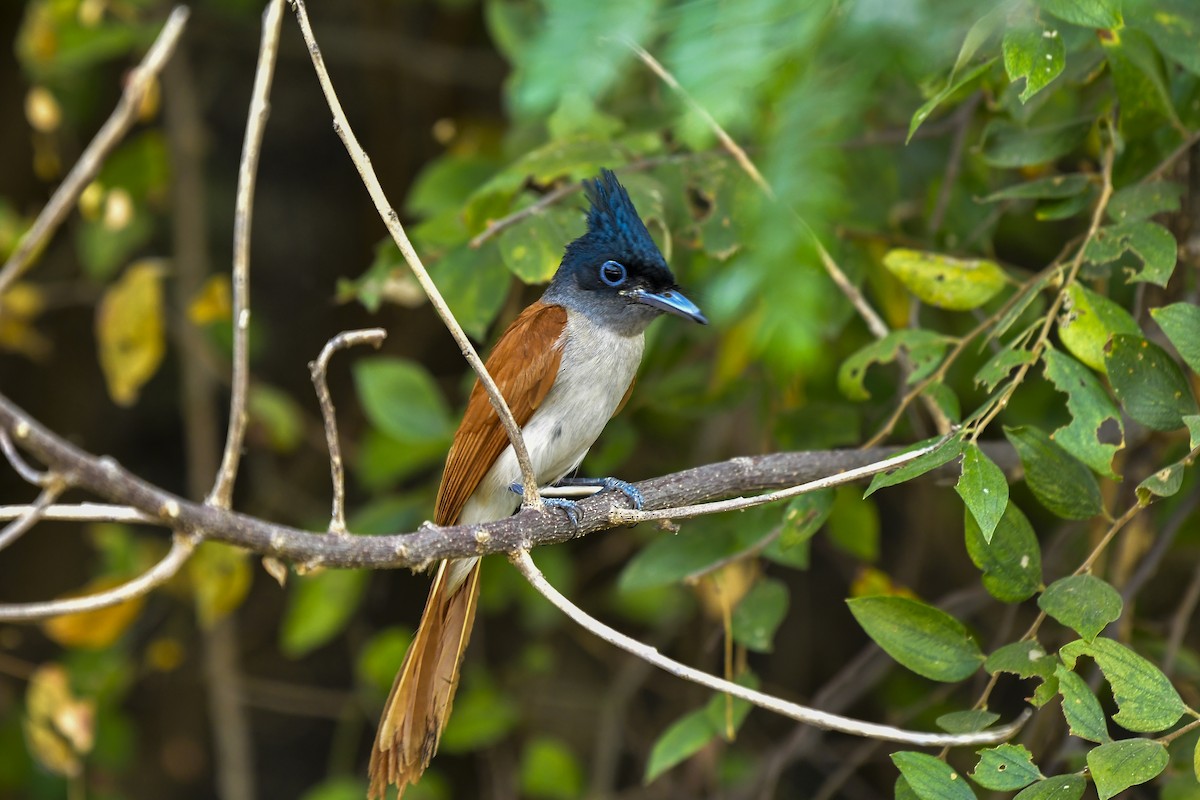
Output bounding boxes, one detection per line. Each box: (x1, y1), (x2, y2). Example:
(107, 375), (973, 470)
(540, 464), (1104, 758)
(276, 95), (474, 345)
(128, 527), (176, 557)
(289, 0), (543, 510)
(0, 7), (190, 298)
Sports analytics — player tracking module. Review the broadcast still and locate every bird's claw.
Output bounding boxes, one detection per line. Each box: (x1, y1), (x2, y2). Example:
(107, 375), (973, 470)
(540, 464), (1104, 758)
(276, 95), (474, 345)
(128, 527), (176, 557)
(552, 477), (644, 510)
(509, 482), (581, 526)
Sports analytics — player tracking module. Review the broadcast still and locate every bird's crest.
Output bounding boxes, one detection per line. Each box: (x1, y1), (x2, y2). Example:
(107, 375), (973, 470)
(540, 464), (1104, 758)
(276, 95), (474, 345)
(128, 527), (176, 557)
(580, 169), (666, 268)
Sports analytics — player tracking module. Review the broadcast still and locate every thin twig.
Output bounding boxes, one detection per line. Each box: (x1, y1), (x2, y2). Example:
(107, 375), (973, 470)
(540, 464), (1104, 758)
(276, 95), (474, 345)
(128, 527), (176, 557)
(1142, 128), (1200, 183)
(0, 7), (190, 297)
(0, 533), (197, 621)
(929, 94), (981, 236)
(208, 0), (285, 509)
(511, 550), (1028, 746)
(0, 503), (156, 524)
(1, 427), (54, 486)
(309, 328), (387, 533)
(608, 434), (950, 525)
(1165, 560), (1200, 677)
(0, 483), (65, 554)
(289, 0), (543, 510)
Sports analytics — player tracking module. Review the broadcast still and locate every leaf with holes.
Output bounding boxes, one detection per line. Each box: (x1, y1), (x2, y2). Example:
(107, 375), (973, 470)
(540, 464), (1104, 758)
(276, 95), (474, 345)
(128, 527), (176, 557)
(1105, 334), (1199, 431)
(1042, 347), (1124, 478)
(986, 640), (1058, 707)
(1058, 283), (1140, 373)
(971, 743), (1044, 791)
(1003, 27), (1065, 102)
(1084, 221), (1178, 287)
(1060, 637), (1186, 732)
(838, 330), (952, 401)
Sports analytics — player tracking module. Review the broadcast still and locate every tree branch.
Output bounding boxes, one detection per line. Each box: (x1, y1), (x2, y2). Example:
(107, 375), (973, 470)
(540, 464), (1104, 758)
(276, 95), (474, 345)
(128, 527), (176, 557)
(0, 390), (1014, 573)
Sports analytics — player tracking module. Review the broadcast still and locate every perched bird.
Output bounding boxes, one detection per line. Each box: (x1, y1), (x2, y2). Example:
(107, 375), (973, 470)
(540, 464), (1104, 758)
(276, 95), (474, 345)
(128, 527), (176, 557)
(368, 169), (706, 798)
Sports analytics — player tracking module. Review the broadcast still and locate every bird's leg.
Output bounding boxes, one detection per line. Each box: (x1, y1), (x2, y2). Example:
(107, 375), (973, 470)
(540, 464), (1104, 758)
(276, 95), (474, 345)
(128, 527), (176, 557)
(509, 482), (581, 526)
(552, 477), (645, 510)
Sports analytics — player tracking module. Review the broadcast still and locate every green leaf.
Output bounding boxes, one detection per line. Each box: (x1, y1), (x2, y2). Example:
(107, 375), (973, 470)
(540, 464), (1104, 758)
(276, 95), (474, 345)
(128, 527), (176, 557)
(1055, 664), (1112, 742)
(356, 627), (412, 694)
(1126, 0), (1200, 75)
(439, 670), (520, 752)
(1003, 27), (1065, 102)
(645, 708), (711, 782)
(839, 330), (953, 401)
(1042, 347), (1124, 478)
(971, 743), (1044, 791)
(975, 347), (1037, 393)
(1061, 637), (1186, 732)
(827, 486), (881, 562)
(986, 640), (1057, 680)
(908, 60), (996, 142)
(1107, 182), (1184, 223)
(956, 444), (1009, 544)
(982, 174), (1091, 202)
(1101, 28), (1181, 137)
(354, 357), (455, 444)
(1039, 575), (1122, 641)
(778, 490), (834, 551)
(935, 709), (1001, 734)
(891, 751), (977, 800)
(866, 436), (965, 497)
(1188, 415), (1200, 449)
(981, 120), (1090, 168)
(1058, 283), (1141, 373)
(619, 517), (774, 592)
(964, 501), (1043, 603)
(499, 205), (581, 283)
(732, 578), (789, 652)
(280, 569), (368, 657)
(883, 249), (1008, 311)
(1084, 221), (1178, 286)
(1013, 774), (1085, 800)
(1105, 334), (1199, 431)
(1035, 0), (1122, 28)
(520, 737), (583, 800)
(433, 242), (512, 340)
(1087, 739), (1169, 800)
(1004, 426), (1103, 520)
(299, 777), (370, 800)
(1137, 461), (1186, 502)
(847, 596), (984, 682)
(1151, 303), (1200, 374)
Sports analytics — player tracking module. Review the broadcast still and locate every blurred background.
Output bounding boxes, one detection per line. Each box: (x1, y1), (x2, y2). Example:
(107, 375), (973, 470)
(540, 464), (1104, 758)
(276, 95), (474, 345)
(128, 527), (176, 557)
(1, 0), (1198, 798)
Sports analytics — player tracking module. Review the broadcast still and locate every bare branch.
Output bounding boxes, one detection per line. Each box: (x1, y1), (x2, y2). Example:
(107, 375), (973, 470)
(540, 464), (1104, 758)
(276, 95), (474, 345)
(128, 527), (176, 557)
(309, 328), (387, 533)
(511, 550), (1029, 746)
(0, 503), (156, 524)
(208, 0), (285, 509)
(0, 533), (197, 622)
(0, 483), (65, 554)
(288, 0), (544, 510)
(608, 436), (949, 525)
(0, 7), (190, 296)
(0, 390), (1014, 570)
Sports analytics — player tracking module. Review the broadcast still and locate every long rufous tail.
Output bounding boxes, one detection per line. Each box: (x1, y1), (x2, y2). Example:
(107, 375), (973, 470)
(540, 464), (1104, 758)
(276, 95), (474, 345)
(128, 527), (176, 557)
(368, 558), (482, 799)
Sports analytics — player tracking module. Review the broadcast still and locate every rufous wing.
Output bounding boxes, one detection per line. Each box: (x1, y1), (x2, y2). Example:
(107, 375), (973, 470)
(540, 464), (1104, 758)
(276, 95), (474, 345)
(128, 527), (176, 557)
(434, 301), (568, 525)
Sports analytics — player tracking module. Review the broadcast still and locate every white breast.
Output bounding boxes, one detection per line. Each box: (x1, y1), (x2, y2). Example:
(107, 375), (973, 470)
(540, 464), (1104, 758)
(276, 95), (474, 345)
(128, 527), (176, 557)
(457, 312), (645, 526)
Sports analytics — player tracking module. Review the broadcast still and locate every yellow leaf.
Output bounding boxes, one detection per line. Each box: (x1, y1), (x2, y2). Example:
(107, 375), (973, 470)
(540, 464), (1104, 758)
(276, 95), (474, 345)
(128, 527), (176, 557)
(23, 664), (94, 778)
(188, 274), (232, 325)
(189, 542), (252, 628)
(695, 560), (758, 621)
(145, 637), (185, 673)
(42, 577), (146, 649)
(0, 282), (51, 359)
(849, 567), (918, 599)
(96, 260), (166, 406)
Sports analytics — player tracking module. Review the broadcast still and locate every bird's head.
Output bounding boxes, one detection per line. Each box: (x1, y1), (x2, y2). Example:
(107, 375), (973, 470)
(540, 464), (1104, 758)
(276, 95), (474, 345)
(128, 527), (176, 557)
(544, 170), (707, 334)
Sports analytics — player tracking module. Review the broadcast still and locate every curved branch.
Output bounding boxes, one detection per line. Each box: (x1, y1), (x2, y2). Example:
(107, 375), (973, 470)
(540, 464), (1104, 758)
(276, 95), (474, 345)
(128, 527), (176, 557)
(0, 391), (1015, 571)
(512, 551), (1029, 747)
(0, 533), (197, 621)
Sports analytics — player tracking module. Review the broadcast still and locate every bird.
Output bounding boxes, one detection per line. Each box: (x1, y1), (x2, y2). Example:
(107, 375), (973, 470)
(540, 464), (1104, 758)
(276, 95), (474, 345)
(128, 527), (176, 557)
(367, 169), (706, 798)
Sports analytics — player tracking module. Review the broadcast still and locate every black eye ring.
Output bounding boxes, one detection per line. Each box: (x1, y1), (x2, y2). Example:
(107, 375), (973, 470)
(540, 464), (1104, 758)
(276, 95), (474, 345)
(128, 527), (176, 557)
(599, 260), (627, 287)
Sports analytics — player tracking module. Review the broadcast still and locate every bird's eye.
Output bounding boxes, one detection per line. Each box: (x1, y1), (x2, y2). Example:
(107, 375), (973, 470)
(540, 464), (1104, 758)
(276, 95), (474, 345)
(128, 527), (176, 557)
(599, 260), (627, 287)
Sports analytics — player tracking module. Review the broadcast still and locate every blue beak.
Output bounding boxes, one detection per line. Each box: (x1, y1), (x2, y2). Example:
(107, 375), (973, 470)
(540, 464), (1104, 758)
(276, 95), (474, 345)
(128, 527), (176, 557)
(629, 287), (708, 325)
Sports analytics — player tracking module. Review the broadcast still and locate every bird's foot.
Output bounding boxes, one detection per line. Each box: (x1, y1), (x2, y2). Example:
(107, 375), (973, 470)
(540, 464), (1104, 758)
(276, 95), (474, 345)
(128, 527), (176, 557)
(509, 482), (581, 526)
(553, 477), (645, 511)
